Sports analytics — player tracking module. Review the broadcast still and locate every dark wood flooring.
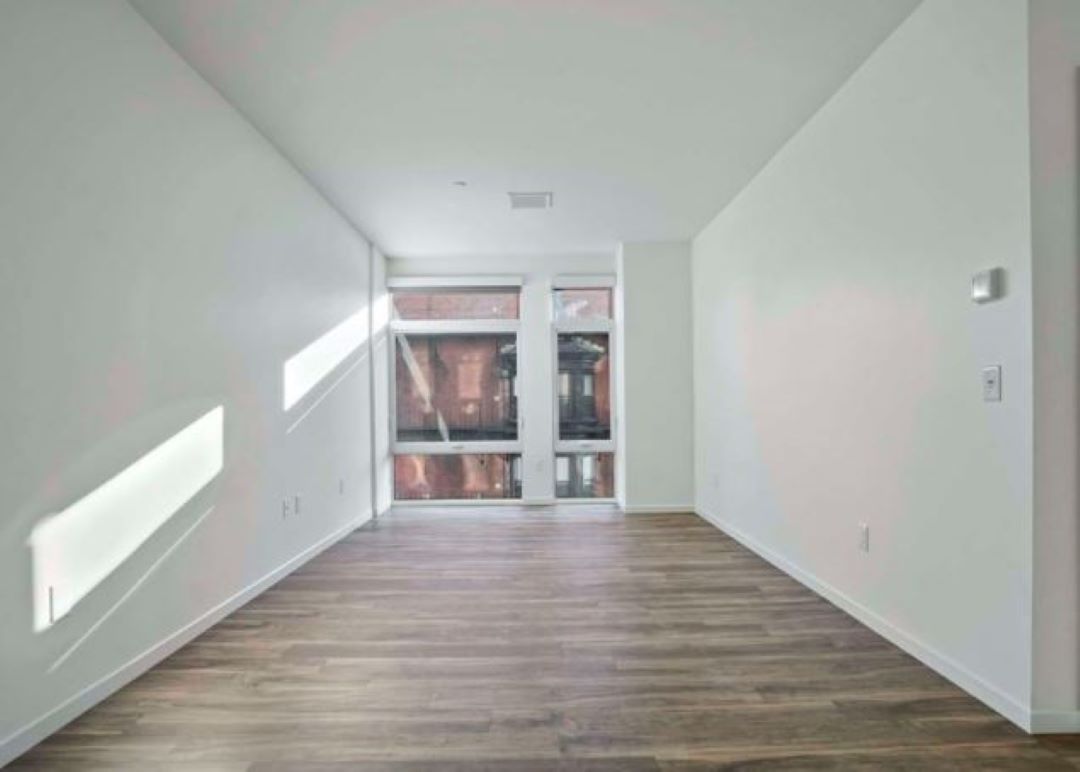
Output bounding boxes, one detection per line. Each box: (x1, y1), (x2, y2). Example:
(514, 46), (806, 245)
(11, 508), (1080, 770)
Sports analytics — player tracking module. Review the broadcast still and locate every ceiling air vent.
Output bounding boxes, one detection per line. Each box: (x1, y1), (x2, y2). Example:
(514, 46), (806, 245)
(508, 191), (553, 210)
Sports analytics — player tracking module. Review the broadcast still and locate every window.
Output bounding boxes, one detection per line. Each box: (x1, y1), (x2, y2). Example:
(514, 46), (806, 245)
(393, 288), (519, 321)
(556, 333), (610, 440)
(390, 276), (616, 503)
(553, 279), (616, 499)
(391, 281), (523, 501)
(394, 453), (522, 500)
(395, 334), (517, 442)
(553, 288), (612, 322)
(555, 453), (614, 499)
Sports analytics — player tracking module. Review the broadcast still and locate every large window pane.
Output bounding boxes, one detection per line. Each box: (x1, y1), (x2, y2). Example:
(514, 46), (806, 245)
(557, 333), (610, 440)
(396, 334), (518, 442)
(395, 454), (522, 500)
(553, 288), (611, 321)
(394, 288), (519, 321)
(556, 453), (614, 498)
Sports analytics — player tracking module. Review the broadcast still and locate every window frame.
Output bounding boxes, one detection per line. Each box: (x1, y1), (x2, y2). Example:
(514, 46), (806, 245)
(388, 279), (525, 502)
(551, 278), (617, 493)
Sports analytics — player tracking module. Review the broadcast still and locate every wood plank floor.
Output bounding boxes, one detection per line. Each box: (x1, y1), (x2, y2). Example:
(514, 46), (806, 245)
(12, 508), (1080, 770)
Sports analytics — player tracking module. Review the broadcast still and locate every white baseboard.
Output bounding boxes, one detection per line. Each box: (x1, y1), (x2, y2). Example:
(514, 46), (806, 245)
(1030, 710), (1080, 734)
(0, 509), (372, 768)
(694, 506), (1042, 734)
(620, 503), (694, 515)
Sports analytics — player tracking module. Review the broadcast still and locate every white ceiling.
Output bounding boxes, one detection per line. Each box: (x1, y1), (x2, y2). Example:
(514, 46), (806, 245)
(132, 0), (918, 259)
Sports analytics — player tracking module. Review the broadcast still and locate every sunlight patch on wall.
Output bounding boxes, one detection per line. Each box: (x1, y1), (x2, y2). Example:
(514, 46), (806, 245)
(373, 292), (390, 335)
(283, 307), (369, 410)
(29, 407), (225, 632)
(286, 352), (368, 435)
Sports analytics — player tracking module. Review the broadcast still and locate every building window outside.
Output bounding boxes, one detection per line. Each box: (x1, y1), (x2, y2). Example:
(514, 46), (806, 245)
(395, 334), (518, 443)
(393, 288), (519, 320)
(394, 453), (522, 500)
(555, 453), (615, 498)
(553, 288), (611, 322)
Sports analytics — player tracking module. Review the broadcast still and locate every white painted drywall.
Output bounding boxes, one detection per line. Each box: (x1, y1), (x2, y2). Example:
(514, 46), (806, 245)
(615, 252), (628, 508)
(1029, 0), (1080, 730)
(617, 243), (694, 512)
(0, 1), (375, 763)
(388, 254), (616, 504)
(692, 0), (1035, 726)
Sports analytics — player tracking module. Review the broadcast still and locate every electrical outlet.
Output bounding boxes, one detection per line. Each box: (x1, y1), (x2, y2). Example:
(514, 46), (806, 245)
(339, 478), (345, 495)
(859, 523), (870, 553)
(294, 495), (301, 515)
(282, 499), (291, 519)
(982, 365), (1002, 402)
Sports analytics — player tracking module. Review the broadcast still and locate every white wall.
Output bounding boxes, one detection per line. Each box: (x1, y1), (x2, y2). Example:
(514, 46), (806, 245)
(617, 243), (694, 512)
(1030, 0), (1080, 730)
(0, 2), (376, 763)
(692, 0), (1037, 728)
(388, 254), (616, 504)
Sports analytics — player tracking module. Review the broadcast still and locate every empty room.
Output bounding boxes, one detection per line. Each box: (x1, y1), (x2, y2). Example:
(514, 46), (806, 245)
(3, 0), (1080, 768)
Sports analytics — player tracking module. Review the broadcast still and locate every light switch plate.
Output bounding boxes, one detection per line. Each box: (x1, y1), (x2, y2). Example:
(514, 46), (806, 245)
(983, 365), (1002, 402)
